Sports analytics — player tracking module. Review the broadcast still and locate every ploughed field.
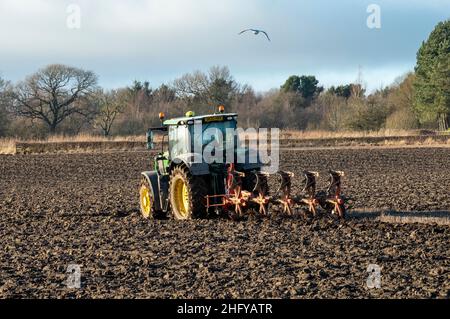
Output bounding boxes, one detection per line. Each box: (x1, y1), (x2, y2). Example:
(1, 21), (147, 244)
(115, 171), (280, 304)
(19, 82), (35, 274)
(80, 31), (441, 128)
(0, 148), (449, 298)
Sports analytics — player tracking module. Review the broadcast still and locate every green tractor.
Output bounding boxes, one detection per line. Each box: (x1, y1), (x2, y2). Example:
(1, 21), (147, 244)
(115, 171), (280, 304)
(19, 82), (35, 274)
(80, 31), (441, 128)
(139, 107), (347, 220)
(139, 107), (266, 220)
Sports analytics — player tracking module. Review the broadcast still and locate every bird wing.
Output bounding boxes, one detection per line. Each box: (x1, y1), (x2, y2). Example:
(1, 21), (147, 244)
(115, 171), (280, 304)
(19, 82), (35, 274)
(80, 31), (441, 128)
(261, 30), (271, 41)
(239, 29), (252, 35)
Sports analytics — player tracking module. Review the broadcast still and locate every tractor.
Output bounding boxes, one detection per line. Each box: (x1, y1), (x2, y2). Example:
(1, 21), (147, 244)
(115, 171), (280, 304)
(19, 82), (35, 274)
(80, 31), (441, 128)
(139, 106), (347, 220)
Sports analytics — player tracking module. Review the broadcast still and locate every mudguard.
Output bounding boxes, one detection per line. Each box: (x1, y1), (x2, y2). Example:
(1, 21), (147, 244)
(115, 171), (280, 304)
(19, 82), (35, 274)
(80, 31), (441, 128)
(171, 153), (210, 175)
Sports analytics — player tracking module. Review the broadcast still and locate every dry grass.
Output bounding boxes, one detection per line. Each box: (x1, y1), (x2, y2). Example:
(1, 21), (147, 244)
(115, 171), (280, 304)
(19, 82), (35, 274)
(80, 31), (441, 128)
(422, 137), (437, 145)
(0, 134), (146, 154)
(279, 129), (419, 140)
(1, 130), (449, 154)
(0, 129), (433, 144)
(0, 138), (16, 154)
(383, 139), (407, 146)
(28, 134), (146, 143)
(234, 129), (423, 142)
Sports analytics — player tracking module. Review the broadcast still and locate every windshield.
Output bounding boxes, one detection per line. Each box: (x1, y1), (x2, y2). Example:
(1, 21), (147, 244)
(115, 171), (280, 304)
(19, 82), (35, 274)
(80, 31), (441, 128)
(190, 120), (237, 151)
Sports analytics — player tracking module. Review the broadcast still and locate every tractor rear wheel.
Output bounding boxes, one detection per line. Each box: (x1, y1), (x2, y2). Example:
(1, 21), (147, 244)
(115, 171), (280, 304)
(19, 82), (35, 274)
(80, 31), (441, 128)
(139, 177), (164, 219)
(169, 166), (208, 220)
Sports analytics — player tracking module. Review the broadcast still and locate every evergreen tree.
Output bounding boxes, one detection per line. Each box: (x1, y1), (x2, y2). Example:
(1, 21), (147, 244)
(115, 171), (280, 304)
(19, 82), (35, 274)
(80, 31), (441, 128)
(414, 20), (450, 130)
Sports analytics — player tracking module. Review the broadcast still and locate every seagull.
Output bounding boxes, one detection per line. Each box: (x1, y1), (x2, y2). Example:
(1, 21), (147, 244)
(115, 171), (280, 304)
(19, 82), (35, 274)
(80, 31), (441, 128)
(239, 29), (271, 41)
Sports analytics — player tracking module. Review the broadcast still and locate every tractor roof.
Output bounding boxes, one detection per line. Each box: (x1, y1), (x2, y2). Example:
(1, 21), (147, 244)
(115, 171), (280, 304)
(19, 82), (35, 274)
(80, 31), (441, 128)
(163, 113), (238, 126)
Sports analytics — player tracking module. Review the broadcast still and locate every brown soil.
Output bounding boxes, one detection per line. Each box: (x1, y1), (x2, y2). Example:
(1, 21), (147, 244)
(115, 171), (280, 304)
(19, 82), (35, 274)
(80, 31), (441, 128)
(0, 148), (449, 298)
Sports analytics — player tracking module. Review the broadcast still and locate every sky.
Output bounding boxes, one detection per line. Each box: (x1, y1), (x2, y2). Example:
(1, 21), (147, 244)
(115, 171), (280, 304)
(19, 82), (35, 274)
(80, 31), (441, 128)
(0, 0), (449, 93)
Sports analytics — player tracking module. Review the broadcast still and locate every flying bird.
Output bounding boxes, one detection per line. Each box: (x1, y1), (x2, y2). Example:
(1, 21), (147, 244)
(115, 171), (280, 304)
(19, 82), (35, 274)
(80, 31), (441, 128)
(239, 29), (271, 41)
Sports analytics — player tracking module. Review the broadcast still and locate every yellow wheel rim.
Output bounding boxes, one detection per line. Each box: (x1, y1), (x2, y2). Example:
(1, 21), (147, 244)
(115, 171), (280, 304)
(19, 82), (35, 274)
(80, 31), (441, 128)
(140, 184), (152, 218)
(173, 177), (190, 219)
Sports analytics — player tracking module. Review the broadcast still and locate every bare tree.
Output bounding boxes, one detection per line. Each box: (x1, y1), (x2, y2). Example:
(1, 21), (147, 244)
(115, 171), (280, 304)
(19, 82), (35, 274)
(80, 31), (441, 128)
(0, 76), (6, 91)
(0, 76), (11, 106)
(318, 93), (347, 131)
(173, 66), (239, 112)
(153, 84), (176, 104)
(11, 64), (97, 133)
(93, 89), (123, 136)
(173, 70), (209, 101)
(0, 76), (12, 136)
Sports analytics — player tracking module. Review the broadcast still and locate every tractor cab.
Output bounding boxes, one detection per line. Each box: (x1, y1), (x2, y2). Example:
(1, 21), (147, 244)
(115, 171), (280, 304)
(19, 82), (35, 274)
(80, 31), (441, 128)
(166, 112), (238, 159)
(146, 108), (248, 175)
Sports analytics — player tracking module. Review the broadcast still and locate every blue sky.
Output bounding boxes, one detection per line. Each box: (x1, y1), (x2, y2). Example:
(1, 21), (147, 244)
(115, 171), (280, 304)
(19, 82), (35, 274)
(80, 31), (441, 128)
(0, 0), (448, 92)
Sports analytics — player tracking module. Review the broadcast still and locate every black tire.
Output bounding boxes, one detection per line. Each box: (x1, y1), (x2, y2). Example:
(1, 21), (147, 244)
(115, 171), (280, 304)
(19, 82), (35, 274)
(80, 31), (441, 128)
(169, 166), (208, 220)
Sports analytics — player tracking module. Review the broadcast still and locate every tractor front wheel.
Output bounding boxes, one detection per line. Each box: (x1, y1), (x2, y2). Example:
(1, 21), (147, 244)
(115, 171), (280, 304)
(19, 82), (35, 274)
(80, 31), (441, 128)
(140, 178), (164, 219)
(169, 166), (208, 220)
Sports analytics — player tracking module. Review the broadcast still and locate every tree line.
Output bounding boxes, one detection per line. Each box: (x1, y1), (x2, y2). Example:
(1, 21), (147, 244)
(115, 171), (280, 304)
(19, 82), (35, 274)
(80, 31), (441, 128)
(0, 20), (448, 138)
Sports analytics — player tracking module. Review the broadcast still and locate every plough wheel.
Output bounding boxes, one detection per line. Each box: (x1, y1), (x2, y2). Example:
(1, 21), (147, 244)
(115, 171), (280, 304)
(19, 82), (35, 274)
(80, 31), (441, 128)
(274, 171), (295, 216)
(280, 196), (294, 216)
(227, 189), (250, 220)
(324, 170), (346, 219)
(333, 202), (346, 219)
(244, 172), (270, 217)
(300, 198), (318, 217)
(254, 193), (270, 216)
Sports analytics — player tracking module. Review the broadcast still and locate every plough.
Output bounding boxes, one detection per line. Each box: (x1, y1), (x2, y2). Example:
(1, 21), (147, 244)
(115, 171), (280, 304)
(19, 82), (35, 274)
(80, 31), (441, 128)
(205, 164), (347, 220)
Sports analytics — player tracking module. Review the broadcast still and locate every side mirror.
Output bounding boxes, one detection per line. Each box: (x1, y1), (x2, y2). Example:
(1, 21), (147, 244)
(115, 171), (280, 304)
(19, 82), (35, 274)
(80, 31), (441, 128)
(146, 130), (154, 150)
